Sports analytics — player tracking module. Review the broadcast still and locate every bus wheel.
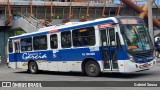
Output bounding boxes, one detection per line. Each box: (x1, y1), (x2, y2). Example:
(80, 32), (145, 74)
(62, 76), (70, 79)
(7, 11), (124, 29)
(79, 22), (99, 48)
(85, 60), (100, 77)
(28, 61), (39, 74)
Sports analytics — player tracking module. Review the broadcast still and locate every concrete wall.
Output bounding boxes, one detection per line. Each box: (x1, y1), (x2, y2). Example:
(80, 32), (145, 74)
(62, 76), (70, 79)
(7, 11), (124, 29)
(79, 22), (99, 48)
(0, 29), (5, 62)
(0, 27), (13, 62)
(0, 27), (25, 63)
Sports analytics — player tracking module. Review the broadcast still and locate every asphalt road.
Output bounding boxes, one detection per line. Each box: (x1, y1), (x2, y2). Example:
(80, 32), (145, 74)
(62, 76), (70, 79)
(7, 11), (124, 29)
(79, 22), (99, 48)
(0, 63), (160, 90)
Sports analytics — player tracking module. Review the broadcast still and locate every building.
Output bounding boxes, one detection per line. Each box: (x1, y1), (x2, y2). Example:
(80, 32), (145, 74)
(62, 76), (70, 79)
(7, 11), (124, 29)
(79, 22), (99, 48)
(0, 0), (159, 62)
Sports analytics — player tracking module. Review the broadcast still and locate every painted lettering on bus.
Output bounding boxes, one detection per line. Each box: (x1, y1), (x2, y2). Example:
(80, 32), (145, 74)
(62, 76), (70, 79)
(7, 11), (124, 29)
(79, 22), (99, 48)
(22, 53), (47, 60)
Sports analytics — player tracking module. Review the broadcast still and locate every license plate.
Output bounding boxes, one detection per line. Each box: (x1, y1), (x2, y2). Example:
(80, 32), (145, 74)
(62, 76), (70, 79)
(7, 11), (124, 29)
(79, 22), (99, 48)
(142, 63), (149, 67)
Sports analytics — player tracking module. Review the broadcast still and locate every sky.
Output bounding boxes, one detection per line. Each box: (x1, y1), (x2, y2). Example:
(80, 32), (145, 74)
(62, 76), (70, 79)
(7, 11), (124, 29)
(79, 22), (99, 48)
(114, 0), (160, 5)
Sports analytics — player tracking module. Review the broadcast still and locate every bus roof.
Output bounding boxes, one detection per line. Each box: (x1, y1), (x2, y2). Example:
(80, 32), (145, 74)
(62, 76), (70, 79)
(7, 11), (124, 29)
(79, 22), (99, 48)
(9, 17), (118, 40)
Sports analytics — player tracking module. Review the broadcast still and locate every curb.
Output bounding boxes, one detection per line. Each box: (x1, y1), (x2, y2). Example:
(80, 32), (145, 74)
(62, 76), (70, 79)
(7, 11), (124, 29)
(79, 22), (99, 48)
(156, 58), (160, 63)
(157, 61), (160, 63)
(0, 62), (7, 65)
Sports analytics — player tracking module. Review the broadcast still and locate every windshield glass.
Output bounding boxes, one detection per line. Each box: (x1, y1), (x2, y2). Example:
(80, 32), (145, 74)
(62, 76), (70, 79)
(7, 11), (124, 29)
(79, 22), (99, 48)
(121, 25), (152, 51)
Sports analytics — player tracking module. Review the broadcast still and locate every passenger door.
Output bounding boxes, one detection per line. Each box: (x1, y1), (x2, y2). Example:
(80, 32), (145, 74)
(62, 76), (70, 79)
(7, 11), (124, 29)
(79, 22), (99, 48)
(58, 31), (72, 72)
(100, 27), (119, 71)
(48, 34), (59, 71)
(13, 41), (21, 69)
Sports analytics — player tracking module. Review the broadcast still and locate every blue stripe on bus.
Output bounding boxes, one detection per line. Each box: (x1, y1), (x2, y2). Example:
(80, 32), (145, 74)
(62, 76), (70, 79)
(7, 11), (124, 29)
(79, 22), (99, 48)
(9, 45), (131, 62)
(9, 19), (115, 40)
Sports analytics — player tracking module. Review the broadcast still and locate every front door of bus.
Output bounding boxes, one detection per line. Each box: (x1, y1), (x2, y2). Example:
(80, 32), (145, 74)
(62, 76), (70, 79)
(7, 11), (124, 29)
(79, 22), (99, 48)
(13, 42), (21, 69)
(100, 28), (119, 71)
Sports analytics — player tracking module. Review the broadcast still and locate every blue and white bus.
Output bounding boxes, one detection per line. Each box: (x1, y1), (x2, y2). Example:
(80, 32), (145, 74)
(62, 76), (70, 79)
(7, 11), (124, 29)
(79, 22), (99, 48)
(7, 16), (156, 76)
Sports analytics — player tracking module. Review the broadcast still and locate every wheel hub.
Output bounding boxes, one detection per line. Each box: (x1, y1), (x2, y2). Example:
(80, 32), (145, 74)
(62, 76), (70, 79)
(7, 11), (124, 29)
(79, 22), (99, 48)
(31, 64), (36, 72)
(88, 64), (97, 73)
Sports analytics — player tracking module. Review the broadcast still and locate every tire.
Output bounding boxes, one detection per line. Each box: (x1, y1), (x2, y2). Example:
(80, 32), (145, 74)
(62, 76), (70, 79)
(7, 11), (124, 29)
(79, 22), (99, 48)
(85, 60), (100, 77)
(27, 69), (29, 73)
(28, 61), (39, 74)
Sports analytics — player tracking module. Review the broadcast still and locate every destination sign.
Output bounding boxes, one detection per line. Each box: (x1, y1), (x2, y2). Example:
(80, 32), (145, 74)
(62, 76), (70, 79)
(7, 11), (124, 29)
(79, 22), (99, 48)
(120, 18), (140, 24)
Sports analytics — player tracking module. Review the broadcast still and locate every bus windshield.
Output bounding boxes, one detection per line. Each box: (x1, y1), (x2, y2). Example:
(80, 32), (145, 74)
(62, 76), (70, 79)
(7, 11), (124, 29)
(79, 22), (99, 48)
(121, 25), (152, 51)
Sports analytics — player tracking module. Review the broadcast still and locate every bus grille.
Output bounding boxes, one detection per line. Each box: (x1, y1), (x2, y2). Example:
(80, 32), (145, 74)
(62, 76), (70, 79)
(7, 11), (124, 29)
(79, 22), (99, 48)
(131, 51), (152, 58)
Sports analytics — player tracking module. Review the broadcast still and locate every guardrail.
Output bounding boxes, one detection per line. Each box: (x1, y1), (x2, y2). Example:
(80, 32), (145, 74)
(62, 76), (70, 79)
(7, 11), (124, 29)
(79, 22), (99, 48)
(18, 12), (53, 28)
(18, 12), (45, 29)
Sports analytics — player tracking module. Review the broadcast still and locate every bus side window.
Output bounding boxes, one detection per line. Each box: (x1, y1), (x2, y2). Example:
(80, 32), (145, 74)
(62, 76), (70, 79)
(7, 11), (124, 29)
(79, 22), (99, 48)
(61, 31), (71, 48)
(50, 34), (58, 49)
(8, 40), (13, 53)
(72, 27), (95, 47)
(40, 36), (47, 49)
(33, 35), (47, 50)
(21, 37), (32, 51)
(33, 37), (39, 50)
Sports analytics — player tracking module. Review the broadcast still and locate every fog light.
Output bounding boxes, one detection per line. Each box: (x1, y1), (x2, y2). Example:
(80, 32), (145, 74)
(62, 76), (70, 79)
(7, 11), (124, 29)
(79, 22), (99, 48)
(130, 58), (134, 62)
(120, 64), (123, 66)
(128, 54), (135, 62)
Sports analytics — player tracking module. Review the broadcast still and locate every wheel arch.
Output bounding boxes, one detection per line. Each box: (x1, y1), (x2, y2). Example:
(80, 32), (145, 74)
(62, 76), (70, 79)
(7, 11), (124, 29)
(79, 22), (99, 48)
(28, 60), (38, 69)
(81, 58), (101, 74)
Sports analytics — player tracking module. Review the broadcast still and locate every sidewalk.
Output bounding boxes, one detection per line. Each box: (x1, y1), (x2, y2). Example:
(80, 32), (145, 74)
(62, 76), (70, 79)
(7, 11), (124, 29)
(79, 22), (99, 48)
(156, 58), (160, 63)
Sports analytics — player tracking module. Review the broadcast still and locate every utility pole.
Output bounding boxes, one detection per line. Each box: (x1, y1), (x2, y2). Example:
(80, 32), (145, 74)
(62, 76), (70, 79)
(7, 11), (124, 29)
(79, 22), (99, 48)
(148, 0), (154, 43)
(30, 0), (33, 16)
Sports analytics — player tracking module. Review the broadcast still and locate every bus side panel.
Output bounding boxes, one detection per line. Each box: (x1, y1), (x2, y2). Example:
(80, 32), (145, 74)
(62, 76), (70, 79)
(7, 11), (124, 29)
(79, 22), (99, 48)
(59, 47), (102, 72)
(8, 53), (17, 69)
(47, 50), (60, 71)
(60, 47), (102, 61)
(116, 45), (129, 72)
(16, 50), (54, 70)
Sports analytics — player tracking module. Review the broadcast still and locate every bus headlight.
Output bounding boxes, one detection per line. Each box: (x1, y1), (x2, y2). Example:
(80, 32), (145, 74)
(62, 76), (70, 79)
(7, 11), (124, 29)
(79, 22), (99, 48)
(128, 54), (135, 62)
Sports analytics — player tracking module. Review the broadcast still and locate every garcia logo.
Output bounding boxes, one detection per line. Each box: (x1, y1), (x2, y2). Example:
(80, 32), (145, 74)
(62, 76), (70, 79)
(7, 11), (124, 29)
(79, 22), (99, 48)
(22, 53), (47, 60)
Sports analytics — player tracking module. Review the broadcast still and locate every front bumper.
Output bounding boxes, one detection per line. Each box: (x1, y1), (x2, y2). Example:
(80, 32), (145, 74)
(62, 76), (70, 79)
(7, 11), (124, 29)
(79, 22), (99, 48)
(123, 58), (156, 72)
